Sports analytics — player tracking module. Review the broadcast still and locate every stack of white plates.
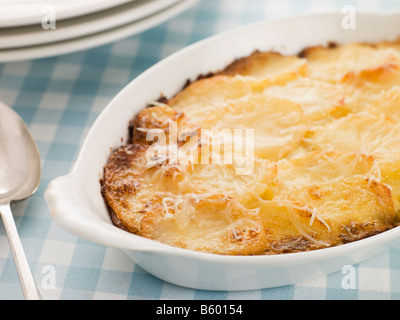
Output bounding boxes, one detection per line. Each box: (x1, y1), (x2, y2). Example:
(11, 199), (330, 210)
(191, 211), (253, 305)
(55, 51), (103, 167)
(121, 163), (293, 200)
(0, 0), (199, 62)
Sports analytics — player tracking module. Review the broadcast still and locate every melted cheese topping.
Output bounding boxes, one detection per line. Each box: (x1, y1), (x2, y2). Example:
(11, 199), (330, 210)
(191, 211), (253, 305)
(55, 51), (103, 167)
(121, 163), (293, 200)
(304, 43), (400, 82)
(102, 41), (400, 255)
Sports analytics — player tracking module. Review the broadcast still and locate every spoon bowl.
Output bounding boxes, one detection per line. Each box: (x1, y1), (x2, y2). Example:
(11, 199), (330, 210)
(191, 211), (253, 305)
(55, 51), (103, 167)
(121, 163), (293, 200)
(0, 102), (41, 202)
(0, 101), (42, 299)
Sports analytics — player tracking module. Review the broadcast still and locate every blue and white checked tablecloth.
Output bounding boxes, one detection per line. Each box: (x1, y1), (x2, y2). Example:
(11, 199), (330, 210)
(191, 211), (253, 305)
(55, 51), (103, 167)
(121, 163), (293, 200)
(1, 0), (400, 300)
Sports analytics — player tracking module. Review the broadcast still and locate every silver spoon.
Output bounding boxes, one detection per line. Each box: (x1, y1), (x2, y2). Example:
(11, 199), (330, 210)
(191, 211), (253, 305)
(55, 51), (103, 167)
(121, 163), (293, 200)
(0, 101), (42, 300)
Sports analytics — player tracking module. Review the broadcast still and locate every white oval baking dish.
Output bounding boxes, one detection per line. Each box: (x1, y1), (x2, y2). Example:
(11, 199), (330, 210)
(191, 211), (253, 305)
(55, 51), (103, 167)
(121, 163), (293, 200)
(45, 11), (400, 291)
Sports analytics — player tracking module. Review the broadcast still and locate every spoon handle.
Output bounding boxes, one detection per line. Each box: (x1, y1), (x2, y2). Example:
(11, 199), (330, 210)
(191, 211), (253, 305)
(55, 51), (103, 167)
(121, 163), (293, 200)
(0, 203), (42, 300)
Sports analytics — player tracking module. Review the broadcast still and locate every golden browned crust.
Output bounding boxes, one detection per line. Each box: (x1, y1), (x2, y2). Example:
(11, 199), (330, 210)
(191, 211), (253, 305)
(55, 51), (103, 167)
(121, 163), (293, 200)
(101, 40), (400, 255)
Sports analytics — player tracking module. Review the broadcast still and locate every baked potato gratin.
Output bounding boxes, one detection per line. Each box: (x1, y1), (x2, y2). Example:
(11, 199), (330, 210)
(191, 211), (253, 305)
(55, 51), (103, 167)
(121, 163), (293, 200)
(101, 40), (400, 255)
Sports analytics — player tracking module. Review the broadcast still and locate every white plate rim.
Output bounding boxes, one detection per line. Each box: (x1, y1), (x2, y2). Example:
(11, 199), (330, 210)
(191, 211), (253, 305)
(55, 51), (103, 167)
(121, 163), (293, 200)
(0, 0), (183, 50)
(0, 0), (134, 28)
(0, 0), (199, 63)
